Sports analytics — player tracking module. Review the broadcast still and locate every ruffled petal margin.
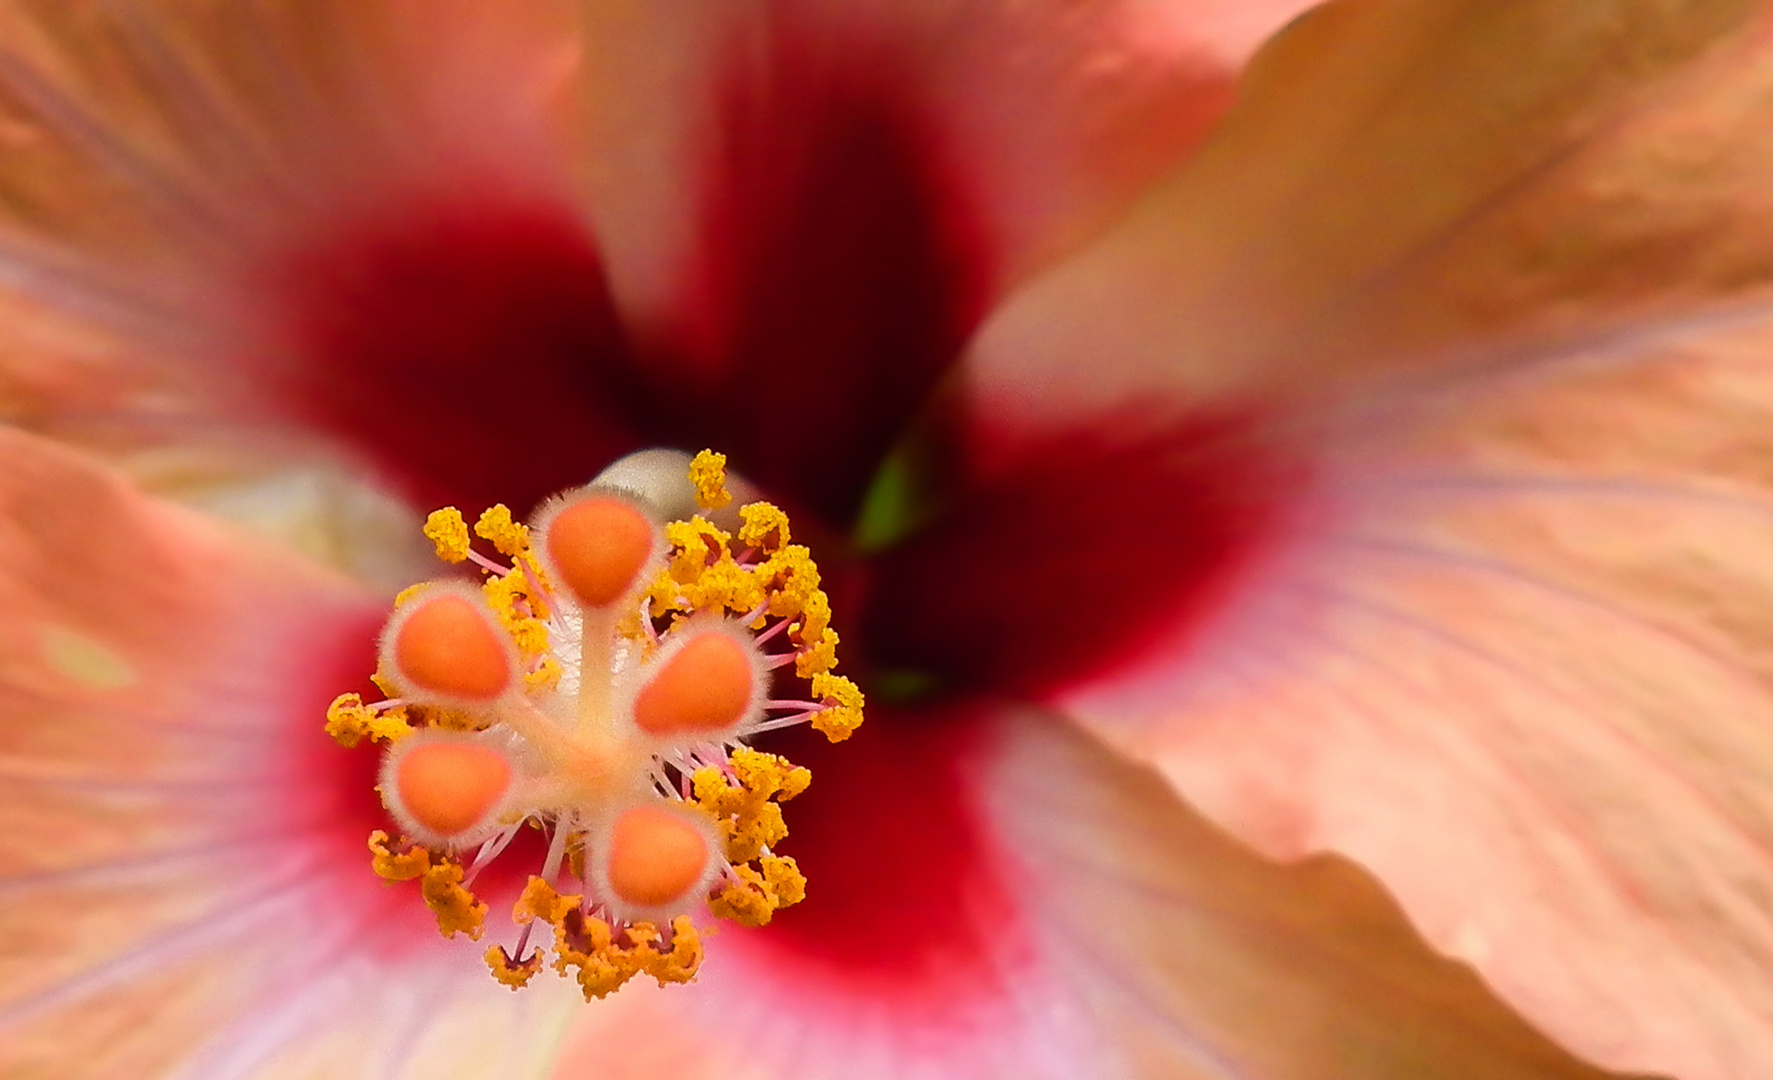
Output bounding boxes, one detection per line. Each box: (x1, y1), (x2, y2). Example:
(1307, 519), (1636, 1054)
(965, 0), (1773, 427)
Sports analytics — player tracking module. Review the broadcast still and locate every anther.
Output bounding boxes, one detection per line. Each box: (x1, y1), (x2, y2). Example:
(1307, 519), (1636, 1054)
(394, 742), (513, 839)
(392, 594), (511, 700)
(544, 495), (657, 607)
(605, 805), (713, 909)
(633, 633), (755, 736)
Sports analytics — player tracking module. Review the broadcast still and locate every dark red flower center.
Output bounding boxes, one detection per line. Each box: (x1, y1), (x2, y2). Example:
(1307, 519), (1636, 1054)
(264, 32), (1295, 1021)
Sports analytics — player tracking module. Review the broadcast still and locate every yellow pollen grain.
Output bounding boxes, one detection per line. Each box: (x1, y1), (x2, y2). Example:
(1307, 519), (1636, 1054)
(475, 504), (530, 557)
(795, 628), (840, 679)
(727, 802), (788, 865)
(761, 855), (807, 907)
(709, 865), (778, 928)
(737, 502), (790, 550)
(810, 673), (865, 742)
(795, 590), (832, 643)
(325, 693), (411, 748)
(508, 617), (551, 657)
(423, 508), (471, 563)
(525, 657), (563, 690)
(756, 546), (824, 627)
(425, 706), (491, 733)
(481, 570), (538, 630)
(368, 830), (431, 881)
(652, 917), (704, 985)
(420, 860), (488, 940)
(679, 559), (764, 614)
(515, 876), (582, 926)
(485, 945), (544, 989)
(691, 748), (809, 866)
(552, 916), (704, 1000)
(663, 517), (730, 581)
(689, 449), (731, 510)
(738, 748), (812, 801)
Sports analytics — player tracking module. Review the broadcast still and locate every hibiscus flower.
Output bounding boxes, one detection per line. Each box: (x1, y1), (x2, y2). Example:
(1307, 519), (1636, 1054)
(2, 1), (1770, 1079)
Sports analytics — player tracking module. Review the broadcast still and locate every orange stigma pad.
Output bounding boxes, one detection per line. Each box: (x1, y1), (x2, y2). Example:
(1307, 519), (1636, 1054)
(632, 633), (754, 735)
(605, 805), (712, 907)
(394, 594), (512, 700)
(396, 742), (513, 837)
(546, 497), (656, 607)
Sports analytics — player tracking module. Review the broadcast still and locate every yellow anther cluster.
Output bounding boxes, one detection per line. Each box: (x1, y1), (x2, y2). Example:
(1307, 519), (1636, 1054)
(359, 669), (486, 735)
(488, 878), (704, 1000)
(324, 693), (412, 747)
(737, 502), (791, 549)
(368, 829), (431, 880)
(649, 455), (862, 742)
(474, 504), (530, 557)
(483, 568), (551, 657)
(336, 676), (483, 741)
(423, 508), (472, 563)
(690, 748), (812, 927)
(747, 544), (844, 683)
(369, 831), (489, 940)
(689, 449), (732, 510)
(796, 628), (840, 680)
(559, 915), (703, 1000)
(653, 517), (765, 615)
(709, 856), (808, 929)
(485, 945), (545, 989)
(810, 673), (865, 742)
(524, 656), (563, 691)
(515, 874), (578, 926)
(421, 860), (489, 939)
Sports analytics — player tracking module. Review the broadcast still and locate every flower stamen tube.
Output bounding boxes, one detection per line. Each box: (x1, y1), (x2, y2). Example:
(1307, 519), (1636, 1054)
(326, 450), (864, 999)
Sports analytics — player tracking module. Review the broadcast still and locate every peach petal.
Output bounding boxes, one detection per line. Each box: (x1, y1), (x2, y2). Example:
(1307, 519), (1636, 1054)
(0, 0), (586, 452)
(968, 0), (1773, 427)
(987, 716), (1630, 1080)
(1064, 324), (1773, 1079)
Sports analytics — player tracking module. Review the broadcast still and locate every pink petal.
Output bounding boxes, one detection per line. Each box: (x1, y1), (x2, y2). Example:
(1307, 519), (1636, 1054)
(1063, 328), (1773, 1079)
(0, 425), (571, 1078)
